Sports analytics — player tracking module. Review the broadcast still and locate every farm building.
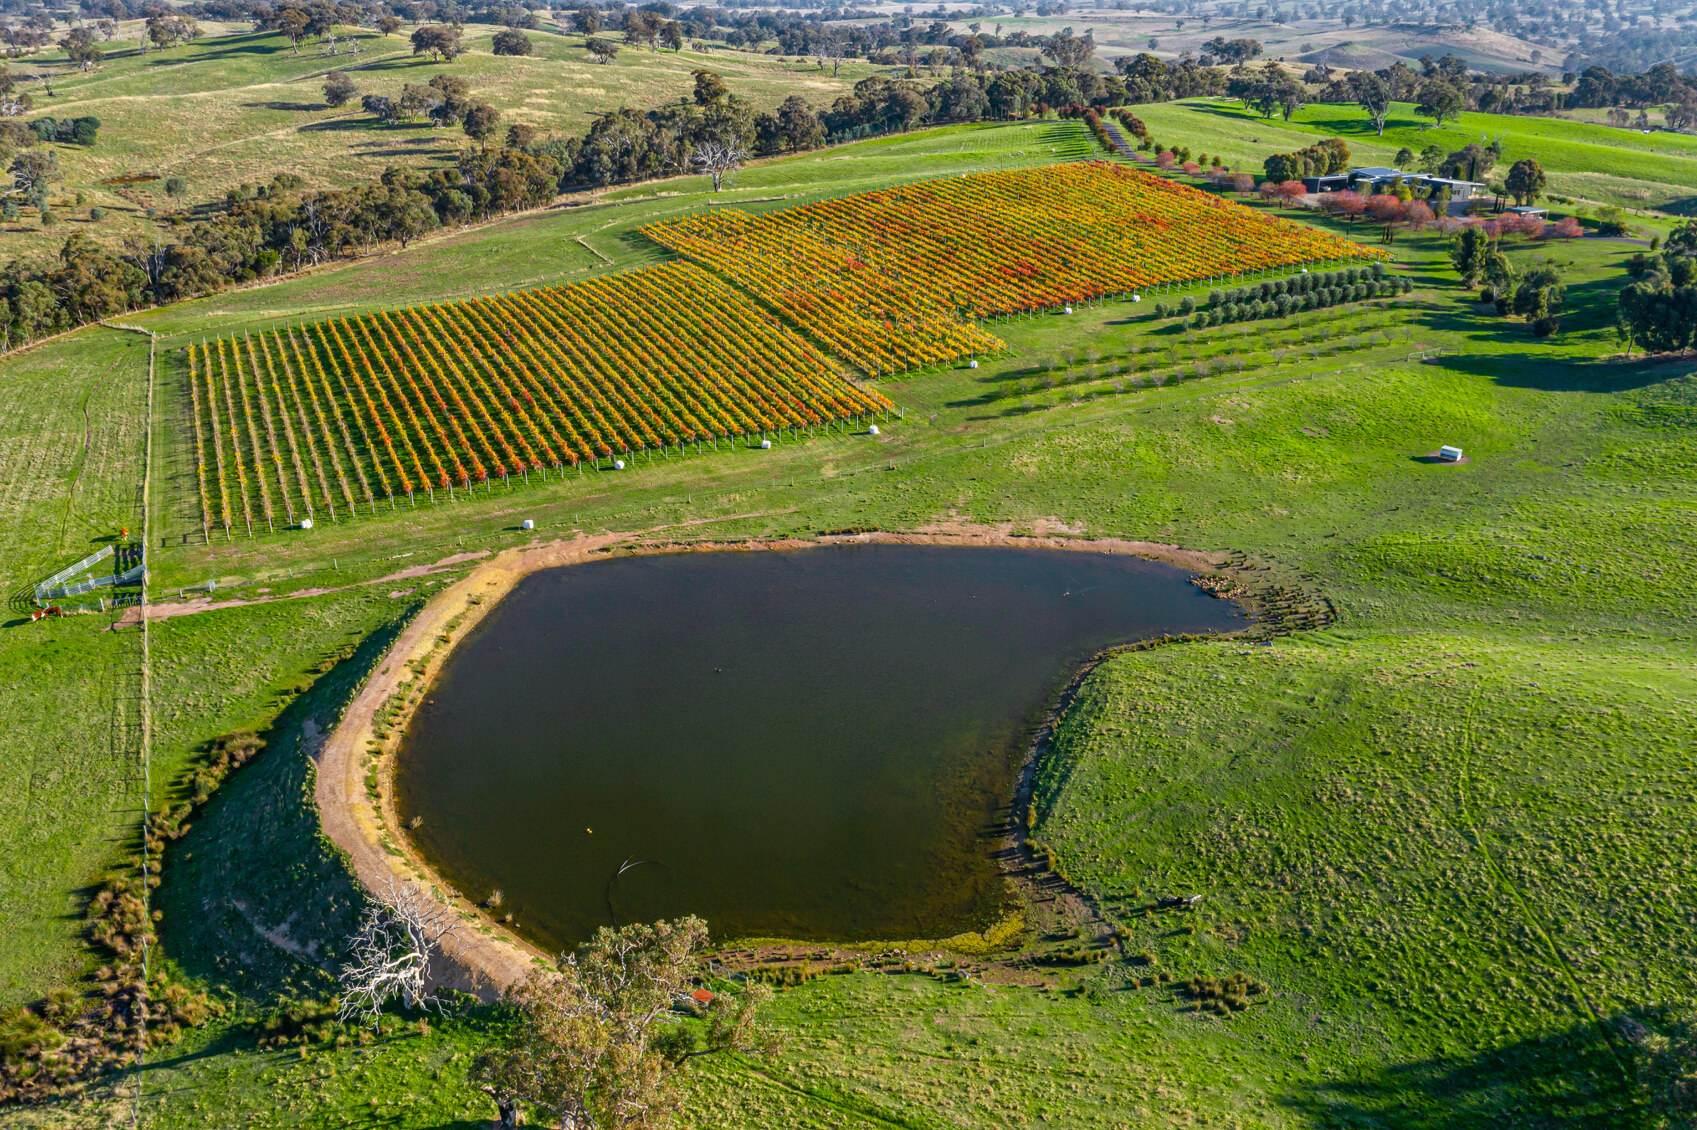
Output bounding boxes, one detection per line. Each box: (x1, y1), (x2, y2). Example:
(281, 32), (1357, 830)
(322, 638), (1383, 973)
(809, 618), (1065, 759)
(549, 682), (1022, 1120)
(1303, 170), (1485, 201)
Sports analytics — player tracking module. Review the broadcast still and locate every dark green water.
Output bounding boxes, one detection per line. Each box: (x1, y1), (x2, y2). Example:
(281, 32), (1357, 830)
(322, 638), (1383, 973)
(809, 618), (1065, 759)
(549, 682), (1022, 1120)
(395, 544), (1241, 951)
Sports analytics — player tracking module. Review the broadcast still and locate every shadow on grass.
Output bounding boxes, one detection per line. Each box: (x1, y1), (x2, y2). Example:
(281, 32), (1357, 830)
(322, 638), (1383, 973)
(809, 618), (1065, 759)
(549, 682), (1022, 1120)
(154, 610), (414, 1005)
(145, 36), (289, 67)
(240, 100), (327, 112)
(1278, 1013), (1666, 1129)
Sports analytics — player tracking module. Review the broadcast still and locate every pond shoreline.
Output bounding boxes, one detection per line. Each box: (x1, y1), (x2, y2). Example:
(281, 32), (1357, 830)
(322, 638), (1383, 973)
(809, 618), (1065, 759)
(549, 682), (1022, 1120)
(313, 526), (1265, 998)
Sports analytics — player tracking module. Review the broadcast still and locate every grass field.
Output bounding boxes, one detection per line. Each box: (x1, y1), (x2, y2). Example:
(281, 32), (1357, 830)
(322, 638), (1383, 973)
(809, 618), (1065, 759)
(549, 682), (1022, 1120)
(0, 329), (149, 1010)
(3, 23), (890, 261)
(0, 118), (1693, 1126)
(1136, 98), (1697, 215)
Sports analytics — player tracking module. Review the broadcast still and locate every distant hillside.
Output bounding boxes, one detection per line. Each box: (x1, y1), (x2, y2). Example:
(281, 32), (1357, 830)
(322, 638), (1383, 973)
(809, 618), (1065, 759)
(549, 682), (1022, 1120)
(0, 23), (886, 262)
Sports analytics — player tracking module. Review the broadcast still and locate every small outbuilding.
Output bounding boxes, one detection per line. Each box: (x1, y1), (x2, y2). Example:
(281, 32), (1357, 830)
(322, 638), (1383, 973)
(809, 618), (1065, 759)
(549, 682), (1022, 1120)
(1438, 445), (1464, 462)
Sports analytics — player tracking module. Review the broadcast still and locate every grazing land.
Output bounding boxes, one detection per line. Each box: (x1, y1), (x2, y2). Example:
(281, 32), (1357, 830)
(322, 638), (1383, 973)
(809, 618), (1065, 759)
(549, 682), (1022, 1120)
(2, 24), (888, 260)
(0, 110), (1694, 1130)
(0, 329), (149, 1011)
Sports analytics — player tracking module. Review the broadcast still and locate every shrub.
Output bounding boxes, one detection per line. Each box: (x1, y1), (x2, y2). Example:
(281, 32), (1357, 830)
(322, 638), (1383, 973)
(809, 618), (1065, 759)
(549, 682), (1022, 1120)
(491, 28), (533, 55)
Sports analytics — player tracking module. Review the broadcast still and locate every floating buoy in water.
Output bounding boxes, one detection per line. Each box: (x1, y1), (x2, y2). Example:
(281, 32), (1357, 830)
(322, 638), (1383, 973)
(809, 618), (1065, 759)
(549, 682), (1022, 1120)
(868, 424), (880, 436)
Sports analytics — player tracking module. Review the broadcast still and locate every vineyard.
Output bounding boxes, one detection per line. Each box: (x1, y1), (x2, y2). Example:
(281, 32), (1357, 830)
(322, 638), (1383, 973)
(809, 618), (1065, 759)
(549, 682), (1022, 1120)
(644, 161), (1385, 374)
(183, 261), (890, 537)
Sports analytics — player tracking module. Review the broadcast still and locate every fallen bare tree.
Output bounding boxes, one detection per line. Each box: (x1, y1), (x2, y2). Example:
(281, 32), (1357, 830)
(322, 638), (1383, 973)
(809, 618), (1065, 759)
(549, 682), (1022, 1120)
(336, 878), (457, 1027)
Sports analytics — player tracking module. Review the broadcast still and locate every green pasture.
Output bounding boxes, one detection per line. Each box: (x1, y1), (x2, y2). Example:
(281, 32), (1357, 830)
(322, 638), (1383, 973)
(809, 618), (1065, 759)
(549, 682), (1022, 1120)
(0, 120), (1692, 1126)
(1138, 98), (1697, 214)
(0, 329), (149, 1010)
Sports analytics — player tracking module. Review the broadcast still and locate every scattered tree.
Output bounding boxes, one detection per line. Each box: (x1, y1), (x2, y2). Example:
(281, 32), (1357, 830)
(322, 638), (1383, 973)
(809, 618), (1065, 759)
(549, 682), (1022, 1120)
(572, 6), (602, 35)
(693, 138), (747, 191)
(1504, 158), (1546, 206)
(462, 101), (501, 145)
(361, 93), (397, 124)
(585, 37), (618, 64)
(269, 6), (311, 53)
(1415, 78), (1465, 127)
(492, 29), (532, 56)
(1041, 27), (1095, 68)
(1352, 71), (1393, 135)
(471, 917), (771, 1130)
(692, 69), (729, 107)
(145, 13), (199, 51)
(59, 27), (102, 71)
(411, 24), (464, 62)
(10, 148), (59, 203)
(1510, 263), (1564, 334)
(322, 71), (358, 108)
(1450, 224), (1494, 286)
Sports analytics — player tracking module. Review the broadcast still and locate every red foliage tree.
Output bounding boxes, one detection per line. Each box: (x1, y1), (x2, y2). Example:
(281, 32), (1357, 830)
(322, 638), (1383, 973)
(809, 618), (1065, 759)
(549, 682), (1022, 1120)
(1365, 195), (1407, 225)
(1324, 189), (1367, 224)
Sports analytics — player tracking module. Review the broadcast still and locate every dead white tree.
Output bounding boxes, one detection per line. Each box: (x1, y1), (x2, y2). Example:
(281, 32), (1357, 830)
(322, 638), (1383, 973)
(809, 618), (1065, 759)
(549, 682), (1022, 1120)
(692, 140), (746, 192)
(336, 878), (457, 1027)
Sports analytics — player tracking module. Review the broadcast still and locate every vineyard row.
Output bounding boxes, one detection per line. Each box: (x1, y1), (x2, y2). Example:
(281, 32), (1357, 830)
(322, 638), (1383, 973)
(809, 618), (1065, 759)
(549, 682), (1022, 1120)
(184, 261), (891, 538)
